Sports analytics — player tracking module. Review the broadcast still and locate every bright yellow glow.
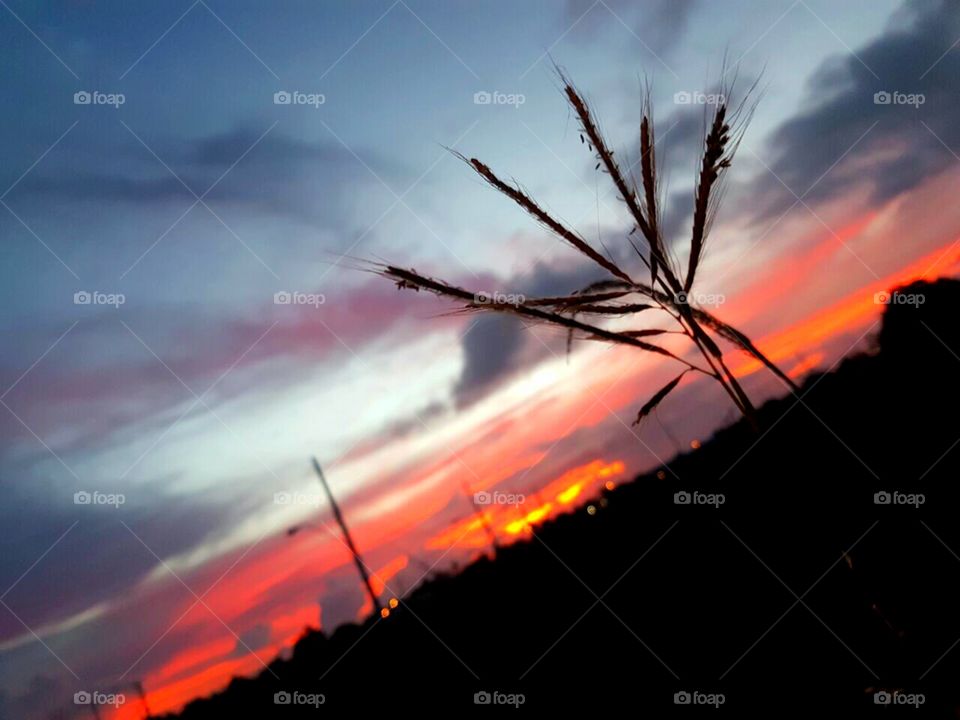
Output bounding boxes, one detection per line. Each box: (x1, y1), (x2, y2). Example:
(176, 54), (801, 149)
(505, 503), (553, 534)
(557, 482), (584, 504)
(424, 458), (626, 548)
(598, 461), (625, 478)
(389, 597), (399, 609)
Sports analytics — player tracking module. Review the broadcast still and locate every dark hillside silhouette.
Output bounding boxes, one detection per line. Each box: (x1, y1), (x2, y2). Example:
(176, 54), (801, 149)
(163, 278), (960, 717)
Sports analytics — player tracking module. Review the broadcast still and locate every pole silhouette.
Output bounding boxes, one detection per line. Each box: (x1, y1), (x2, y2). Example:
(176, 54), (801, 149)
(133, 680), (152, 719)
(311, 457), (382, 615)
(460, 478), (498, 553)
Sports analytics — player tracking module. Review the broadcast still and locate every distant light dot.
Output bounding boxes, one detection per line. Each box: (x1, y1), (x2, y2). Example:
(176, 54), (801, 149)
(690, 439), (701, 449)
(380, 607), (390, 618)
(389, 598), (399, 609)
(599, 498), (608, 508)
(604, 481), (615, 491)
(586, 505), (597, 515)
(656, 470), (667, 480)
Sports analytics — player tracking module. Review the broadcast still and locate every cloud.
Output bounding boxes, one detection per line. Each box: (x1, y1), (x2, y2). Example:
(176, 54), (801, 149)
(749, 0), (960, 220)
(13, 127), (400, 228)
(0, 480), (252, 644)
(566, 0), (698, 56)
(231, 623), (272, 657)
(452, 258), (608, 407)
(453, 315), (526, 407)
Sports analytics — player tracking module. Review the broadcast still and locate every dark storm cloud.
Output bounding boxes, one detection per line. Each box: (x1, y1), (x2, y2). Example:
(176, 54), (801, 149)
(452, 258), (608, 407)
(750, 0), (960, 220)
(453, 315), (526, 408)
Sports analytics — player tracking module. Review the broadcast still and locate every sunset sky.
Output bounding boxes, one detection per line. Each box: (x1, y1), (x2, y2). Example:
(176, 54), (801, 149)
(2, 0), (960, 717)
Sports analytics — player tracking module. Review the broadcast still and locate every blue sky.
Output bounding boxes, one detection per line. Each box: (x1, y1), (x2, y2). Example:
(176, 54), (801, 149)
(2, 1), (959, 717)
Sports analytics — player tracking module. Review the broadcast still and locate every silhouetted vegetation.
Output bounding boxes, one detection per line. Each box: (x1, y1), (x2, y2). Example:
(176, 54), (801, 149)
(162, 279), (960, 716)
(373, 72), (797, 428)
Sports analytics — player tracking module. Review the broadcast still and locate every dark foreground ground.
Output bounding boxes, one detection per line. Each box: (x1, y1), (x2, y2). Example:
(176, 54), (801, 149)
(164, 279), (960, 717)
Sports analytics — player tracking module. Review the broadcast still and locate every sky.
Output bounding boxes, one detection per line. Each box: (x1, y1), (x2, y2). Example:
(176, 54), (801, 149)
(1, 0), (960, 717)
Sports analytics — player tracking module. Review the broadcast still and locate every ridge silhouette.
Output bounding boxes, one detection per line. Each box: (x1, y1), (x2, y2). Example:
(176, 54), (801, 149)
(163, 279), (960, 717)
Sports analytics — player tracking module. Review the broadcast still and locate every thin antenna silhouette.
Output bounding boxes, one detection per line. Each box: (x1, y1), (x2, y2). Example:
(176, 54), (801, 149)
(460, 478), (498, 554)
(133, 680), (152, 719)
(311, 457), (382, 615)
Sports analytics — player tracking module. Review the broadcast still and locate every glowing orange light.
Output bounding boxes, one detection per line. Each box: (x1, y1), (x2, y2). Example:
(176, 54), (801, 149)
(690, 439), (701, 449)
(389, 598), (399, 609)
(786, 351), (825, 379)
(426, 459), (626, 549)
(380, 608), (390, 618)
(504, 503), (553, 534)
(597, 461), (625, 478)
(557, 482), (584, 504)
(604, 480), (615, 491)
